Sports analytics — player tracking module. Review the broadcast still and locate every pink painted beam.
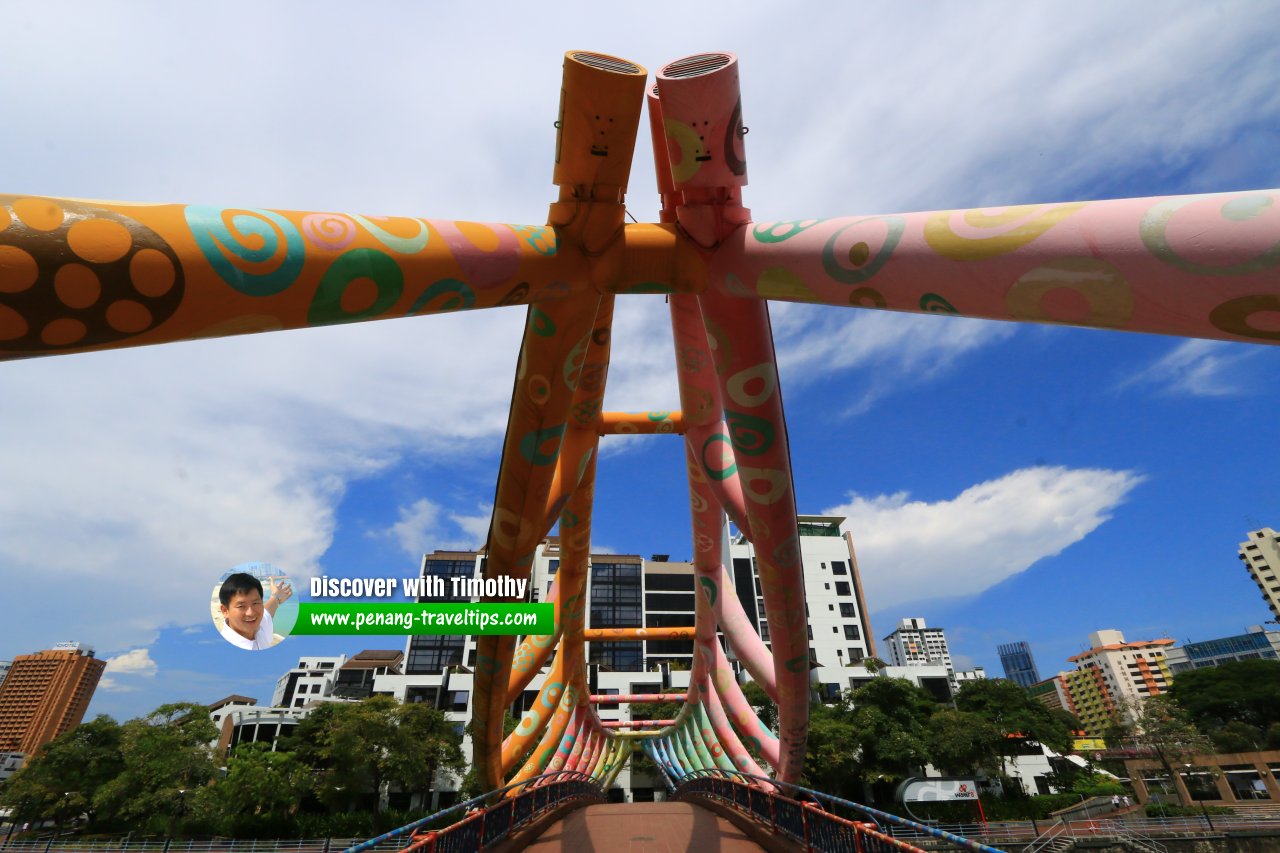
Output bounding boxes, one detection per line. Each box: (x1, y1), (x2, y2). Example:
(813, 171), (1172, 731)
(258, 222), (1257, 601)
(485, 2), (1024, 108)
(709, 190), (1280, 346)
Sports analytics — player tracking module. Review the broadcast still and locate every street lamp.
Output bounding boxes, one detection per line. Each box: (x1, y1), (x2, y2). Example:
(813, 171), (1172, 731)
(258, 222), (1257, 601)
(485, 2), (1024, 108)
(1183, 764), (1215, 831)
(60, 792), (78, 834)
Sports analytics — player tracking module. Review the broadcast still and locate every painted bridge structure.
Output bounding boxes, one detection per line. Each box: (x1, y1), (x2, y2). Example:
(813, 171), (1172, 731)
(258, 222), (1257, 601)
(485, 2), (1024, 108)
(3, 49), (1278, 851)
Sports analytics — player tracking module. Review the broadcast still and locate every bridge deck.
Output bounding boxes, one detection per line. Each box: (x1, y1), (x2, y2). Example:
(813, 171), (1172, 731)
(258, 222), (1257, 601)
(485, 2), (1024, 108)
(523, 801), (765, 852)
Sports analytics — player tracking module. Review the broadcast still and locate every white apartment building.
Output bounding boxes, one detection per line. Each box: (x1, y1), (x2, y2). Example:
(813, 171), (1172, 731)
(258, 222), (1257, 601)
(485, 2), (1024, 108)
(880, 617), (986, 694)
(1067, 629), (1173, 729)
(727, 515), (877, 702)
(884, 618), (953, 670)
(1239, 527), (1280, 621)
(272, 655), (347, 709)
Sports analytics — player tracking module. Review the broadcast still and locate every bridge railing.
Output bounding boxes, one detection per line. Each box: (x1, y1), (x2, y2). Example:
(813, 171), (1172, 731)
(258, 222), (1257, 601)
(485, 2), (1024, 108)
(344, 770), (604, 853)
(675, 769), (1009, 853)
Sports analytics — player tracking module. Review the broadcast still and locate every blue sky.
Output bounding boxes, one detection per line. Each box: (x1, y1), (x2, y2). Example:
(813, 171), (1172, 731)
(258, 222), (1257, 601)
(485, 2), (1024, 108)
(1, 3), (1278, 721)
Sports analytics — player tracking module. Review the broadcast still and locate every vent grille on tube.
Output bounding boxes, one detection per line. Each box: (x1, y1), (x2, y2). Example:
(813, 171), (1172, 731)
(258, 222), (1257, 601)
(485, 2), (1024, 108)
(662, 54), (731, 78)
(571, 52), (641, 74)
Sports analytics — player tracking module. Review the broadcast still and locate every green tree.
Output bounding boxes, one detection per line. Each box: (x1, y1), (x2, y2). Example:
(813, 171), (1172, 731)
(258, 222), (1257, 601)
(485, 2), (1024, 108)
(92, 703), (218, 833)
(841, 678), (937, 788)
(1168, 659), (1280, 732)
(0, 715), (122, 828)
(953, 679), (1073, 754)
(383, 703), (466, 805)
(1210, 721), (1266, 754)
(1110, 695), (1213, 804)
(290, 697), (399, 811)
(927, 708), (1005, 777)
(197, 743), (311, 836)
(801, 702), (861, 798)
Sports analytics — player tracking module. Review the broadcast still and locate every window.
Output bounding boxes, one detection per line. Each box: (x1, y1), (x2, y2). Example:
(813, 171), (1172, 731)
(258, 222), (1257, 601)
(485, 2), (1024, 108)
(844, 625), (860, 641)
(847, 648), (864, 662)
(407, 634), (465, 673)
(824, 583), (830, 590)
(591, 562), (642, 628)
(590, 641), (643, 671)
(839, 603), (855, 618)
(828, 604), (834, 611)
(832, 626), (839, 633)
(422, 557), (480, 603)
(648, 612), (694, 628)
(548, 559), (560, 574)
(645, 593), (695, 611)
(448, 690), (469, 712)
(831, 560), (848, 576)
(807, 626), (814, 640)
(835, 582), (851, 596)
(646, 573), (694, 591)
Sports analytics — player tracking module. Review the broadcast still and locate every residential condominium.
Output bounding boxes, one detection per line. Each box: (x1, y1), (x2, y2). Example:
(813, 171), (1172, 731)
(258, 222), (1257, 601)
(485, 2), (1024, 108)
(1063, 629), (1173, 736)
(0, 642), (106, 755)
(881, 617), (986, 694)
(1238, 527), (1280, 620)
(883, 618), (953, 670)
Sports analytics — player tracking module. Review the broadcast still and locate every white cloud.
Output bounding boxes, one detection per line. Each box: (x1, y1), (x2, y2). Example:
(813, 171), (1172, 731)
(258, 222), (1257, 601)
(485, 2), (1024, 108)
(1120, 339), (1266, 397)
(385, 499), (444, 557)
(104, 648), (157, 676)
(828, 466), (1144, 610)
(382, 499), (495, 557)
(99, 648), (158, 692)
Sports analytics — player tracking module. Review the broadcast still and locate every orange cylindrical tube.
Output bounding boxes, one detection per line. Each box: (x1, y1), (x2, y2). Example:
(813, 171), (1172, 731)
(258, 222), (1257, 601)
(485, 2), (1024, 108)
(552, 51), (649, 200)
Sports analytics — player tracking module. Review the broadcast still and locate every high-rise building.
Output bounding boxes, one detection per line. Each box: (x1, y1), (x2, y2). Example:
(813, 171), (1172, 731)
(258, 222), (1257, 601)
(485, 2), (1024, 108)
(0, 642), (106, 755)
(1060, 629), (1173, 736)
(1238, 527), (1280, 620)
(728, 515), (876, 701)
(0, 661), (11, 689)
(883, 618), (953, 670)
(880, 617), (985, 694)
(1164, 625), (1280, 674)
(999, 641), (1042, 688)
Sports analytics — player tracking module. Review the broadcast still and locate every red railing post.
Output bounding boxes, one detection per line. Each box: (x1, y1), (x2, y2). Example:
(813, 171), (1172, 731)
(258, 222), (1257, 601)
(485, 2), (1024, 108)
(803, 802), (813, 852)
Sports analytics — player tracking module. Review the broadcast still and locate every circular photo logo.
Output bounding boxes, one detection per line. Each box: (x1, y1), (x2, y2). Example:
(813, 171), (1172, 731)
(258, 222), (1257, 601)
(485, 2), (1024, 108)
(210, 562), (297, 651)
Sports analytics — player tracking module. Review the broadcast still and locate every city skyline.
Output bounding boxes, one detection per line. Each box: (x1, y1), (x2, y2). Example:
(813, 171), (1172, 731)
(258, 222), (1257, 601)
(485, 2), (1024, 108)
(1, 3), (1278, 722)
